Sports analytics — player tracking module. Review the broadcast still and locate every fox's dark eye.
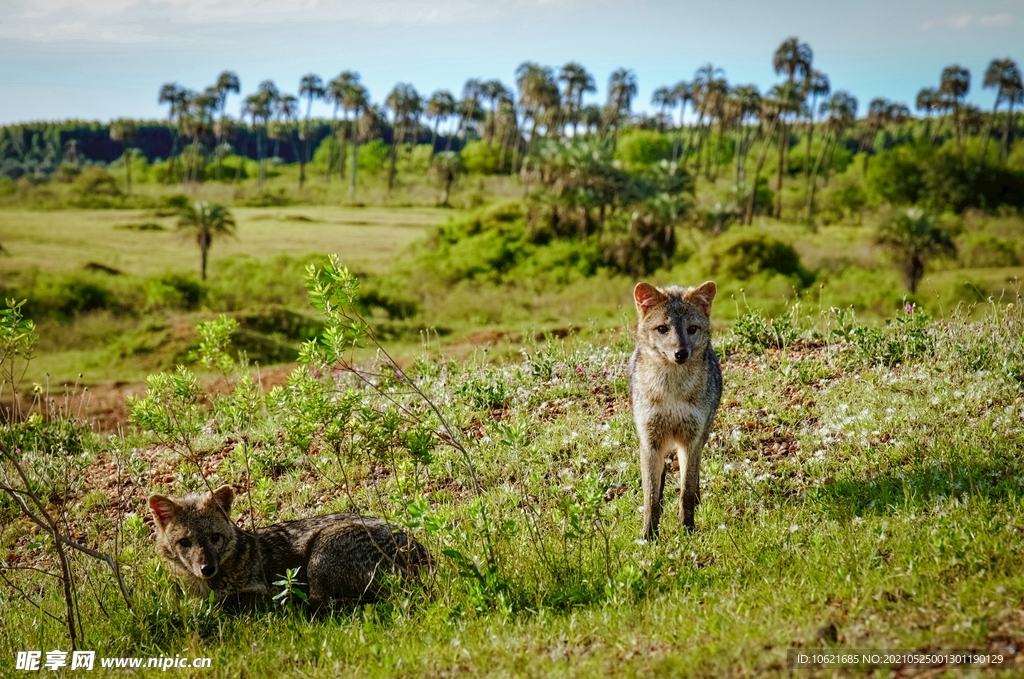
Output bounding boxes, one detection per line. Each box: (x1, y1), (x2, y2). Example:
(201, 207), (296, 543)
(210, 534), (221, 545)
(656, 325), (669, 334)
(178, 538), (192, 549)
(687, 325), (699, 335)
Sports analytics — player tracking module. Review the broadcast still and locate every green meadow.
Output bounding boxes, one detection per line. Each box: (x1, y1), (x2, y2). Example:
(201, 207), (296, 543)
(3, 44), (1024, 677)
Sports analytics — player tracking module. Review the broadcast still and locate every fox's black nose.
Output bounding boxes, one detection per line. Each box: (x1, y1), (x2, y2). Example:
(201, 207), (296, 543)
(200, 564), (217, 577)
(674, 349), (690, 363)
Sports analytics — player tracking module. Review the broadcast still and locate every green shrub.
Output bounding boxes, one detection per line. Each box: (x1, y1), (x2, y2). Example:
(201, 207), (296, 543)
(866, 140), (1024, 212)
(25, 275), (113, 319)
(144, 274), (205, 311)
(205, 154), (249, 181)
(958, 233), (1021, 268)
(866, 144), (928, 205)
(615, 130), (673, 168)
(835, 303), (935, 367)
(357, 139), (390, 174)
(413, 202), (605, 284)
(702, 231), (811, 284)
(732, 307), (799, 353)
(461, 141), (501, 175)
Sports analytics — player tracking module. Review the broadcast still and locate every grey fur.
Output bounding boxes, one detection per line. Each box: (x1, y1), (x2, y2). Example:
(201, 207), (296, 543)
(628, 281), (722, 538)
(149, 486), (431, 610)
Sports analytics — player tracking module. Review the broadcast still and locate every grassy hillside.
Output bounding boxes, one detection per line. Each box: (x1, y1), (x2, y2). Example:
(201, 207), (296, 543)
(1, 263), (1022, 677)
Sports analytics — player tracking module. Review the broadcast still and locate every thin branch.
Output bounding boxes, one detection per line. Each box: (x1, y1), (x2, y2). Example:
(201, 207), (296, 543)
(0, 476), (133, 611)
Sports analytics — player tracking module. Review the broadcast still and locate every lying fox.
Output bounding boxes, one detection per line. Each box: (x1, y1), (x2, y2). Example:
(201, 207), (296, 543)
(629, 281), (722, 539)
(149, 485), (430, 609)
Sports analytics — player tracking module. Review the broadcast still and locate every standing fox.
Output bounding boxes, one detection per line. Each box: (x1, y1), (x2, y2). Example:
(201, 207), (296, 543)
(629, 281), (722, 539)
(149, 485), (431, 609)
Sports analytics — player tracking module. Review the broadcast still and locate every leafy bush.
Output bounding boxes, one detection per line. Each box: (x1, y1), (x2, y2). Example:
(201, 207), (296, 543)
(461, 141), (501, 175)
(24, 275), (113, 319)
(832, 303), (935, 367)
(144, 274), (205, 311)
(357, 139), (390, 174)
(414, 202), (605, 284)
(205, 154), (250, 181)
(615, 130), (673, 168)
(732, 307), (799, 353)
(702, 231), (811, 284)
(866, 140), (1024, 212)
(958, 233), (1021, 268)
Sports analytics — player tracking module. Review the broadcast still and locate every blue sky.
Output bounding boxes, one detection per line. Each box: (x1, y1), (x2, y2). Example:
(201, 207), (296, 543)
(0, 0), (1021, 125)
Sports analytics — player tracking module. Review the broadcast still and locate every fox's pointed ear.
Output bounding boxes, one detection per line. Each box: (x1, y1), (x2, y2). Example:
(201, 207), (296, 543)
(633, 283), (666, 317)
(684, 281), (717, 318)
(205, 485), (235, 517)
(149, 495), (179, 530)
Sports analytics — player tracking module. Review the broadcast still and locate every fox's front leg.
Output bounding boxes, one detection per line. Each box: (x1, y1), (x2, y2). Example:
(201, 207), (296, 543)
(678, 437), (704, 533)
(640, 434), (669, 540)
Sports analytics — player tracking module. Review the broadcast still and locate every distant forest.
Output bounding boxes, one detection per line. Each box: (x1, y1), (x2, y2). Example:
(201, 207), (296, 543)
(2, 38), (1021, 221)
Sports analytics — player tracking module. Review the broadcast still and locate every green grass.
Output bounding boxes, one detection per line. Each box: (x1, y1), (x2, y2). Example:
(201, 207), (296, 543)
(0, 205), (454, 276)
(2, 297), (1023, 677)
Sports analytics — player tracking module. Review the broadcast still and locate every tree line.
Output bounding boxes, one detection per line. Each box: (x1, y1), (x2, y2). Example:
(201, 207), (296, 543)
(2, 40), (1021, 217)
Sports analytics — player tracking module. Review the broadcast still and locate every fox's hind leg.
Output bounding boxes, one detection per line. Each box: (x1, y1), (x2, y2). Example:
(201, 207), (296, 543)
(640, 435), (670, 540)
(678, 435), (705, 533)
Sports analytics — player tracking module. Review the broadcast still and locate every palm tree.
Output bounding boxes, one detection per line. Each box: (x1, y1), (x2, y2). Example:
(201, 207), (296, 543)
(769, 81), (803, 217)
(689, 64), (725, 176)
(939, 64), (970, 159)
(744, 94), (783, 224)
(603, 68), (638, 141)
(109, 118), (137, 193)
(385, 83), (421, 189)
(773, 37), (813, 84)
(558, 62), (595, 137)
(982, 58), (1024, 165)
(343, 84), (370, 193)
(455, 79), (485, 147)
(495, 93), (519, 171)
(807, 90), (857, 218)
(325, 71), (361, 181)
(821, 91), (857, 181)
(875, 210), (955, 293)
(515, 62), (559, 170)
(243, 80), (277, 187)
(858, 97), (891, 174)
(480, 80), (512, 142)
(669, 80), (693, 165)
(425, 90), (456, 162)
(886, 101), (911, 144)
(651, 86), (675, 132)
(298, 74), (324, 187)
(273, 93), (298, 161)
(158, 83), (187, 181)
(704, 76), (730, 180)
(432, 151), (464, 206)
(178, 90), (216, 184)
(771, 38), (812, 216)
(730, 84), (761, 184)
(801, 69), (830, 182)
(212, 71), (240, 180)
(916, 87), (939, 141)
(176, 201), (237, 280)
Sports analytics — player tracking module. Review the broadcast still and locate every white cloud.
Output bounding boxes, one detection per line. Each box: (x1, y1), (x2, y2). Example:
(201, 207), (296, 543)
(977, 12), (1011, 27)
(0, 0), (573, 43)
(922, 10), (1012, 30)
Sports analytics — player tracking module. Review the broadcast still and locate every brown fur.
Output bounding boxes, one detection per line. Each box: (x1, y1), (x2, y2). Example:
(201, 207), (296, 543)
(149, 486), (431, 610)
(628, 281), (722, 538)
